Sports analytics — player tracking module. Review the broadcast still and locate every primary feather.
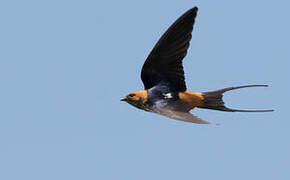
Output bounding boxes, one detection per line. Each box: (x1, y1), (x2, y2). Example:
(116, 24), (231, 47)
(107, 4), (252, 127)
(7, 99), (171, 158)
(141, 7), (198, 92)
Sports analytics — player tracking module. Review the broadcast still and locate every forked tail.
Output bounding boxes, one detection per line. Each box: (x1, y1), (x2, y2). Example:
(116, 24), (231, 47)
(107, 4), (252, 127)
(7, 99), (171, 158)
(200, 85), (274, 112)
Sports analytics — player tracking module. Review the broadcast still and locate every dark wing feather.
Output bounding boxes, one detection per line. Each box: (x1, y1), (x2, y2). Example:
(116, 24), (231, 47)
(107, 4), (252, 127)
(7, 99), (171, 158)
(141, 7), (198, 92)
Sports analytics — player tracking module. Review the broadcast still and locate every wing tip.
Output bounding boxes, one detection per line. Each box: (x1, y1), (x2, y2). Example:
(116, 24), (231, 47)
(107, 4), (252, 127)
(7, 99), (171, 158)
(189, 7), (198, 15)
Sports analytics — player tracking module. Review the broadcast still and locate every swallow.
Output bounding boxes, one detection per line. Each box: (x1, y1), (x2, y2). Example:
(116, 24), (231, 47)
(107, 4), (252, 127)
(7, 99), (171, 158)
(121, 7), (273, 124)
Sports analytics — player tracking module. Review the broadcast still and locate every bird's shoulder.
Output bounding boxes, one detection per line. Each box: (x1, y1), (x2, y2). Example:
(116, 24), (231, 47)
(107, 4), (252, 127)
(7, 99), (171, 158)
(147, 83), (177, 97)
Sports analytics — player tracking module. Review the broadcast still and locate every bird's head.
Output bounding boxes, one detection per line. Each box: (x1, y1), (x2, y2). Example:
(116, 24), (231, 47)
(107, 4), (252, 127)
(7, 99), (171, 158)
(121, 90), (149, 111)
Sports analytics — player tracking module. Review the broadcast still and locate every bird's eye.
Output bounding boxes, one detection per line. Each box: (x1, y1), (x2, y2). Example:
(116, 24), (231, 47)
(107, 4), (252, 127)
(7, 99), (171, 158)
(128, 94), (135, 97)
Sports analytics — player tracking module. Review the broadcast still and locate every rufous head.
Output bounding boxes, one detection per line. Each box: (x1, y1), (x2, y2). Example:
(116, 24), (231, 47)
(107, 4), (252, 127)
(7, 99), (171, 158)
(121, 90), (148, 111)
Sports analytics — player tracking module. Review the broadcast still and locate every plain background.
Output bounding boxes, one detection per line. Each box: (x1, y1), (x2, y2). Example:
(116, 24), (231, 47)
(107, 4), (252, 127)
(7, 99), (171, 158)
(0, 0), (289, 179)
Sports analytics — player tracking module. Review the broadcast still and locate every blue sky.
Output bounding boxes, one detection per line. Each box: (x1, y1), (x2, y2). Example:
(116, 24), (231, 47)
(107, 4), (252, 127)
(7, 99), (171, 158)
(0, 0), (289, 179)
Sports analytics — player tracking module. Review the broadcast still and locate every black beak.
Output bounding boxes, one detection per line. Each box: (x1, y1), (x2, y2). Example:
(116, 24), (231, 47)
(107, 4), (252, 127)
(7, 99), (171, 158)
(120, 98), (127, 101)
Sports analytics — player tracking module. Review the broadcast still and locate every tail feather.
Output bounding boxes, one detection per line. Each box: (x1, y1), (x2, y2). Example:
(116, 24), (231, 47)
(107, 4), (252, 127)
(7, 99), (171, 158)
(200, 85), (274, 112)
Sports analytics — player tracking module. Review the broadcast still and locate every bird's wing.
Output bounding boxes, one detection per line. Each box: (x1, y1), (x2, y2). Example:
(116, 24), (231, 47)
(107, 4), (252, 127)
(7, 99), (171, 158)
(141, 7), (198, 92)
(154, 108), (210, 124)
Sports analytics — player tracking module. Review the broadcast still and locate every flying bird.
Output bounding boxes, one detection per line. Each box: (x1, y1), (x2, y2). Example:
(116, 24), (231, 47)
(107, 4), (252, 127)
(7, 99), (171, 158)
(121, 7), (273, 124)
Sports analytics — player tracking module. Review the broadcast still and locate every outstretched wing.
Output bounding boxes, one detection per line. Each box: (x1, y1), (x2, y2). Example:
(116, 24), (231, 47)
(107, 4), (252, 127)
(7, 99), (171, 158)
(154, 108), (210, 124)
(141, 7), (198, 92)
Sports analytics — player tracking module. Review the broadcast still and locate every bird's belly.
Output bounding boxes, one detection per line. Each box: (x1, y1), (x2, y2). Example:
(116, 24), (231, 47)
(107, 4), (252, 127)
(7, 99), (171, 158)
(150, 99), (190, 112)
